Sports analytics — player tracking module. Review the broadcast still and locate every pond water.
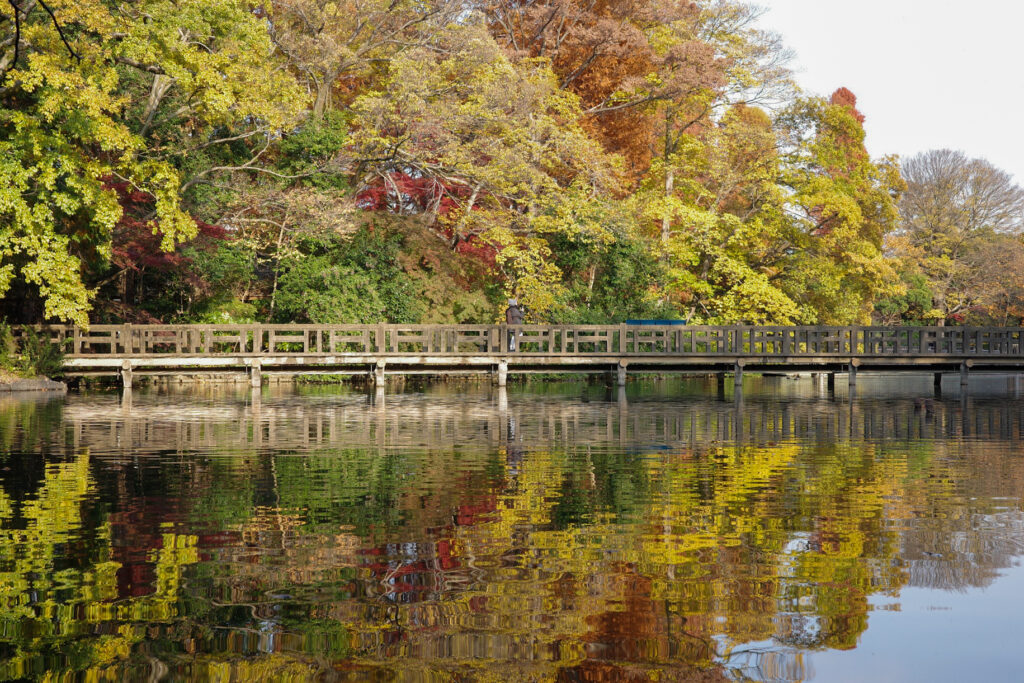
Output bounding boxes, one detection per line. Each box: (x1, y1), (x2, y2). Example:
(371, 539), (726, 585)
(2, 376), (1024, 681)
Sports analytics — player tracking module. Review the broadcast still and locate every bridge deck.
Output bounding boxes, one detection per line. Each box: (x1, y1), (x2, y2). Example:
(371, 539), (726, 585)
(14, 323), (1024, 384)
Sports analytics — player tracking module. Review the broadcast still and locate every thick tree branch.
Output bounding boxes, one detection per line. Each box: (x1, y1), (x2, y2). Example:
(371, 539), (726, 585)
(114, 56), (165, 74)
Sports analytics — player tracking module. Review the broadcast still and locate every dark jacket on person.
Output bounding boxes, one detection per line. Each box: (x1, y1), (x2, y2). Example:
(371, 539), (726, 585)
(505, 304), (524, 325)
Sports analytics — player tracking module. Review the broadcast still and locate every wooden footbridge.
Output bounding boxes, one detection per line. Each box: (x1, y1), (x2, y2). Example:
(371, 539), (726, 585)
(22, 323), (1024, 388)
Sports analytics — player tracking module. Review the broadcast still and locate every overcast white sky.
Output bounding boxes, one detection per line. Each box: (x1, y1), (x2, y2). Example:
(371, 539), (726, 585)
(757, 0), (1024, 181)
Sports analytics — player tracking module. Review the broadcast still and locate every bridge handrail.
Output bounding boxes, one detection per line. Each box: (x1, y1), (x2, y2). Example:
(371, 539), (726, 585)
(11, 323), (1024, 358)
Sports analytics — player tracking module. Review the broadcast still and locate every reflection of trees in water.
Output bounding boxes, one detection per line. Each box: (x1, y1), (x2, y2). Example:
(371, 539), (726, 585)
(901, 512), (1024, 591)
(2, 387), (1024, 679)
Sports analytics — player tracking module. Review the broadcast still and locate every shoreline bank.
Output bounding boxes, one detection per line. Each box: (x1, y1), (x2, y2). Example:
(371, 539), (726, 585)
(0, 377), (68, 394)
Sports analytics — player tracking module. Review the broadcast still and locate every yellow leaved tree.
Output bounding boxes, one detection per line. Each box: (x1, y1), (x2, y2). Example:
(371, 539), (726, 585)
(0, 0), (302, 325)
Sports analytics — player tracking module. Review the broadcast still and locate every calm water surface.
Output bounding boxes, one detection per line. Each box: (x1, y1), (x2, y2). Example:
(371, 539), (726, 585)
(2, 376), (1024, 681)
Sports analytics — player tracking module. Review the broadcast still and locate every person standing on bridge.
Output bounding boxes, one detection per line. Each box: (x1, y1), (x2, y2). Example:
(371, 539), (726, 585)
(505, 298), (524, 351)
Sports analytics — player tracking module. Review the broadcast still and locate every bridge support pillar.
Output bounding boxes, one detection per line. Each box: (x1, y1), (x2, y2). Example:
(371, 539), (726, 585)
(249, 360), (261, 388)
(826, 373), (835, 392)
(497, 384), (508, 415)
(374, 362), (387, 386)
(120, 360), (133, 389)
(617, 361), (628, 387)
(734, 360), (745, 387)
(960, 361), (971, 387)
(496, 359), (508, 387)
(848, 360), (859, 388)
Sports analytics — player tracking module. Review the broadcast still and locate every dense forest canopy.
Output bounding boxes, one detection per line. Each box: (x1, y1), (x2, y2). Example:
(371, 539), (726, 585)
(2, 0), (1023, 327)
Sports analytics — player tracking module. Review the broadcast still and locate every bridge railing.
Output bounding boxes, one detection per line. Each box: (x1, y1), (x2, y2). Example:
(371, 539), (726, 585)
(11, 324), (1024, 357)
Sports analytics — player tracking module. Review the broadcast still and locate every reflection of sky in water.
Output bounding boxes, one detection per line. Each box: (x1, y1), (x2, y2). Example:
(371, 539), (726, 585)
(3, 375), (1024, 680)
(812, 561), (1024, 683)
(719, 511), (1024, 682)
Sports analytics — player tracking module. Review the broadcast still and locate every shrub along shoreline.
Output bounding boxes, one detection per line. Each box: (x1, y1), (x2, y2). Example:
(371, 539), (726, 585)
(0, 325), (67, 391)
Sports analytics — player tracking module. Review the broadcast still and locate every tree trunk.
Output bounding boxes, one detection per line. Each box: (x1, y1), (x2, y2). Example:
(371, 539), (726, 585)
(312, 67), (341, 119)
(313, 83), (330, 118)
(450, 184), (482, 249)
(269, 221), (287, 316)
(661, 167), (674, 246)
(140, 74), (174, 136)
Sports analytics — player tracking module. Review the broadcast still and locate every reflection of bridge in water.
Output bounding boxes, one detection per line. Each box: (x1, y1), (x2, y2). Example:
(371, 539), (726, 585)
(57, 386), (1024, 457)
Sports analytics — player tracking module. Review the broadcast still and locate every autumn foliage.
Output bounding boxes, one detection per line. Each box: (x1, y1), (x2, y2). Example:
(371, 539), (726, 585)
(2, 0), (1020, 327)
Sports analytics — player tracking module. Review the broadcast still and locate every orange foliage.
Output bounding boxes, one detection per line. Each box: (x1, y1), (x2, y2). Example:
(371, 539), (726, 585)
(487, 0), (725, 181)
(830, 86), (865, 124)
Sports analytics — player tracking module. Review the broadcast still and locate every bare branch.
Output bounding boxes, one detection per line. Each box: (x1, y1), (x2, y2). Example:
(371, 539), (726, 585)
(0, 0), (28, 82)
(191, 129), (264, 152)
(180, 137), (312, 194)
(37, 0), (78, 61)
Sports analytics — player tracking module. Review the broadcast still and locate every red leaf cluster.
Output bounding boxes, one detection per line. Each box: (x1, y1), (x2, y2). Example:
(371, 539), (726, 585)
(452, 234), (497, 267)
(356, 171), (485, 216)
(105, 180), (226, 274)
(357, 172), (497, 266)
